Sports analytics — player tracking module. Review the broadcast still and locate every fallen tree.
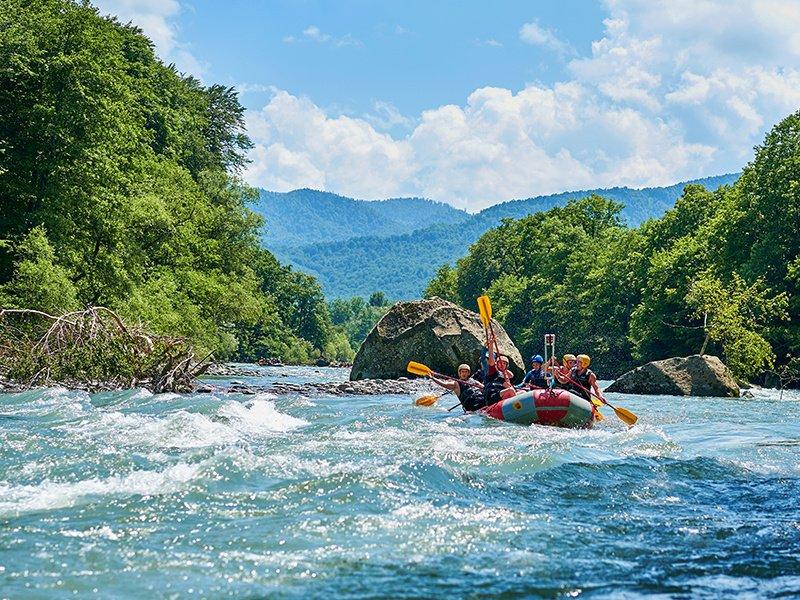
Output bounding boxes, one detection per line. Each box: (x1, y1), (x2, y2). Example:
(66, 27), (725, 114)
(0, 307), (210, 393)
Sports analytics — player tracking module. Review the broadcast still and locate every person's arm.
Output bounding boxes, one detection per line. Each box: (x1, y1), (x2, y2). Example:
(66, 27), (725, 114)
(589, 372), (605, 401)
(485, 340), (498, 375)
(429, 375), (457, 392)
(553, 366), (570, 384)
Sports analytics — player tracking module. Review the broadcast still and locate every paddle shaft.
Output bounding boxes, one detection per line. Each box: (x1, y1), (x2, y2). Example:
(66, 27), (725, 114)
(561, 371), (631, 425)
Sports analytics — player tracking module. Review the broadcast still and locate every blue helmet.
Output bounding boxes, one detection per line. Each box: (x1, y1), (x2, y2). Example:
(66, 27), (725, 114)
(530, 354), (544, 364)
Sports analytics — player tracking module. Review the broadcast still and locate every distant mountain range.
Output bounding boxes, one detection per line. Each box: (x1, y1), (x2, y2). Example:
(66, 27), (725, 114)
(253, 173), (740, 300)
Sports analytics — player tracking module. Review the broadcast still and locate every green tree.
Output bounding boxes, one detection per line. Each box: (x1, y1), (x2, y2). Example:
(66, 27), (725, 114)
(0, 226), (78, 314)
(424, 263), (459, 303)
(686, 273), (788, 378)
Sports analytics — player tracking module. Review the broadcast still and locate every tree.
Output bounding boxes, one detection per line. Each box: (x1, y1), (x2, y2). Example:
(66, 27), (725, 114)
(424, 264), (459, 303)
(686, 272), (788, 378)
(0, 226), (78, 315)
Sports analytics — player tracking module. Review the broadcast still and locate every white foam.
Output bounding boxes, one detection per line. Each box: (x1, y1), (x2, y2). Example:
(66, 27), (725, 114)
(217, 396), (308, 434)
(0, 462), (202, 517)
(64, 410), (238, 449)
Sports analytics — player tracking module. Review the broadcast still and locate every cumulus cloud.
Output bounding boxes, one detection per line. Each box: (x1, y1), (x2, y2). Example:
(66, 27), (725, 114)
(245, 1), (800, 210)
(93, 0), (205, 77)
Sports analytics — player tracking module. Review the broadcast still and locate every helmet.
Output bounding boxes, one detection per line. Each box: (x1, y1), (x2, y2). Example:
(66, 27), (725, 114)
(577, 354), (591, 369)
(457, 363), (471, 372)
(531, 354), (544, 364)
(563, 353), (576, 367)
(497, 355), (509, 365)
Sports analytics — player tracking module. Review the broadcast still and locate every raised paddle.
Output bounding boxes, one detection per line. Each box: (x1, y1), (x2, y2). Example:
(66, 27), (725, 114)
(562, 372), (637, 426)
(477, 295), (501, 357)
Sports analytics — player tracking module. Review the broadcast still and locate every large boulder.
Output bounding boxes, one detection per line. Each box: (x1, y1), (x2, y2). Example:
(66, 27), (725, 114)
(605, 355), (740, 397)
(350, 297), (524, 381)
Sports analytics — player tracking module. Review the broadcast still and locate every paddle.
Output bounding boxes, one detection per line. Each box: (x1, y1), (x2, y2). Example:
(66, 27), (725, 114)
(562, 372), (637, 426)
(406, 361), (482, 388)
(415, 391), (448, 406)
(477, 295), (500, 357)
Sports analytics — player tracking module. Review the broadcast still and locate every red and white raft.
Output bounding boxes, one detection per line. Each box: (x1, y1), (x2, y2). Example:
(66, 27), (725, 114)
(480, 388), (596, 429)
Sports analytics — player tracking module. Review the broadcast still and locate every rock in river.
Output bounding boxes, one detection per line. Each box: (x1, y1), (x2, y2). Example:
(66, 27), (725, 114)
(350, 297), (524, 381)
(605, 354), (740, 397)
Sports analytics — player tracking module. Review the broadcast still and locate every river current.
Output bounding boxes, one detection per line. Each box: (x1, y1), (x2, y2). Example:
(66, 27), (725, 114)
(1, 365), (799, 598)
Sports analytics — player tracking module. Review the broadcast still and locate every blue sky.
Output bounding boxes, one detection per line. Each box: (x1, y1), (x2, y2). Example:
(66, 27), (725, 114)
(96, 0), (800, 210)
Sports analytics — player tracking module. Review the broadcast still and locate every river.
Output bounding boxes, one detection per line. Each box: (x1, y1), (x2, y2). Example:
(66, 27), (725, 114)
(1, 365), (799, 598)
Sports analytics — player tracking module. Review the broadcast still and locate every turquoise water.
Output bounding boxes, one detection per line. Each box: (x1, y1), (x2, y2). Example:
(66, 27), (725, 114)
(1, 366), (799, 599)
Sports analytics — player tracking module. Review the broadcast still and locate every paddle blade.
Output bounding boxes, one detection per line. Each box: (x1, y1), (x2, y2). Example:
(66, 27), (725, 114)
(407, 361), (432, 377)
(477, 295), (492, 327)
(415, 394), (438, 406)
(594, 409), (605, 422)
(613, 405), (638, 427)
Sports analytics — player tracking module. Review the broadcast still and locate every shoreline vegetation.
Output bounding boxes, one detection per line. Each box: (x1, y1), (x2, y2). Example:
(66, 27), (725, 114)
(0, 0), (361, 375)
(425, 112), (800, 386)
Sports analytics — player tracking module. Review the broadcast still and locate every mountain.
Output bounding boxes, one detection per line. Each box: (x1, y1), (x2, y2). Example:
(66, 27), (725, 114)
(256, 189), (469, 248)
(258, 174), (740, 300)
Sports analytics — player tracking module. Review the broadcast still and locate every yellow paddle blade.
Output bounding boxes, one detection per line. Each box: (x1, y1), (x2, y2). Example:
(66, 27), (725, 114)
(594, 409), (605, 422)
(591, 397), (603, 408)
(407, 361), (432, 377)
(415, 394), (438, 406)
(477, 295), (492, 327)
(613, 406), (638, 427)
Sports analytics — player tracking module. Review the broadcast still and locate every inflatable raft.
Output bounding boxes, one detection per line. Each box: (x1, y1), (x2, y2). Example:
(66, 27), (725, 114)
(480, 388), (596, 429)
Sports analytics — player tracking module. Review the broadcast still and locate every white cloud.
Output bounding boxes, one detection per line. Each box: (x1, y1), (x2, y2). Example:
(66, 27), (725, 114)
(283, 25), (362, 47)
(363, 101), (415, 131)
(245, 1), (800, 210)
(93, 0), (205, 78)
(302, 25), (330, 43)
(519, 21), (573, 56)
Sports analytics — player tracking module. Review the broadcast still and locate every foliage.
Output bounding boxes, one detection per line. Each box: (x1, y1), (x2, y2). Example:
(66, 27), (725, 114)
(425, 264), (459, 303)
(267, 175), (739, 300)
(0, 0), (337, 369)
(425, 118), (800, 381)
(0, 226), (79, 315)
(686, 273), (788, 378)
(329, 295), (391, 355)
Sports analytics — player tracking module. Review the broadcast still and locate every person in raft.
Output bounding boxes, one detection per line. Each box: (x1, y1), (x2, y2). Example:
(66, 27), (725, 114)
(483, 331), (516, 405)
(569, 354), (605, 403)
(521, 354), (547, 389)
(428, 363), (485, 412)
(551, 353), (577, 388)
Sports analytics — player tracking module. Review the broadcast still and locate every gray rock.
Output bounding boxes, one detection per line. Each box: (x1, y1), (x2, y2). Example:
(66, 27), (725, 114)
(605, 355), (740, 397)
(350, 297), (524, 381)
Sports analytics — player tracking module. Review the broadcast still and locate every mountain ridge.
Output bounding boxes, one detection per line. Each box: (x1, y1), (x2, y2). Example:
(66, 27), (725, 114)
(255, 173), (740, 300)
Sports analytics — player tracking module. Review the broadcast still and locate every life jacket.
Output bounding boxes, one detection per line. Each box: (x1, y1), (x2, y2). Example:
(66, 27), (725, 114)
(524, 368), (547, 388)
(457, 379), (485, 412)
(569, 367), (594, 400)
(483, 366), (509, 406)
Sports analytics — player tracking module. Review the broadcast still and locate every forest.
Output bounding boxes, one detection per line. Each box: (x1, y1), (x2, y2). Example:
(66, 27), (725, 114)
(426, 111), (800, 381)
(0, 0), (352, 367)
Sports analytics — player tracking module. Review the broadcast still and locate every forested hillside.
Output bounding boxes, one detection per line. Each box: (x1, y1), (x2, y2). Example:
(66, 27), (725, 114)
(425, 113), (799, 381)
(270, 175), (739, 299)
(256, 189), (468, 248)
(0, 0), (351, 365)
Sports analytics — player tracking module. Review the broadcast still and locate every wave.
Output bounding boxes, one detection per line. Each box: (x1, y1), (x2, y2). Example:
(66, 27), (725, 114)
(0, 461), (203, 517)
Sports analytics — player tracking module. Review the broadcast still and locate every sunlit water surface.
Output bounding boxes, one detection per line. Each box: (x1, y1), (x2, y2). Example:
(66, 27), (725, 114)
(1, 365), (799, 598)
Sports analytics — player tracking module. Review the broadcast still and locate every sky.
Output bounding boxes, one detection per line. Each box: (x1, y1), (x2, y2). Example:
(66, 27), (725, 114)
(94, 0), (800, 211)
